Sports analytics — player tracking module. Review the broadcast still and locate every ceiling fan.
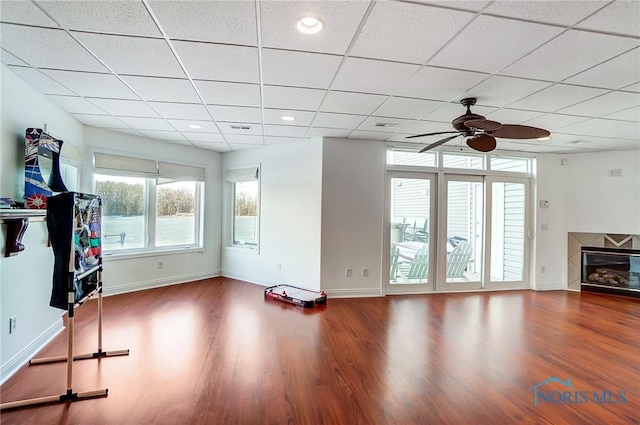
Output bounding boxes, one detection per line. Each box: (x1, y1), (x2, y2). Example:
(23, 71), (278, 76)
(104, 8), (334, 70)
(406, 97), (550, 153)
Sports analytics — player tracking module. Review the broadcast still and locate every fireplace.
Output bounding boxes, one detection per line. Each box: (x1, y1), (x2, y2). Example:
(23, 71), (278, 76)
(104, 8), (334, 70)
(581, 246), (640, 297)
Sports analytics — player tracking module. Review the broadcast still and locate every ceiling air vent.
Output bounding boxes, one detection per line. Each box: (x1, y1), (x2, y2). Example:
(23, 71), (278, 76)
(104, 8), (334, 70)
(229, 124), (252, 131)
(375, 122), (398, 128)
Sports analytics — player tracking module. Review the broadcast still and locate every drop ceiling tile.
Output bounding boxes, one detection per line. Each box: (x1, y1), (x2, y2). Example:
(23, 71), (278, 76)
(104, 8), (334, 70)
(263, 109), (316, 126)
(166, 119), (220, 133)
(332, 58), (420, 95)
(194, 142), (229, 152)
(229, 143), (262, 151)
(412, 1), (490, 11)
(319, 92), (386, 116)
(521, 113), (590, 131)
(373, 98), (444, 120)
(559, 91), (640, 117)
(403, 120), (454, 136)
(350, 2), (474, 64)
(263, 125), (308, 138)
(501, 30), (640, 81)
(73, 32), (185, 78)
(1, 1), (59, 26)
(349, 131), (391, 141)
(70, 114), (128, 128)
(172, 41), (258, 83)
(149, 102), (210, 121)
(183, 132), (226, 143)
(42, 69), (138, 99)
(88, 98), (160, 118)
(603, 106), (640, 122)
(109, 128), (144, 137)
(263, 86), (327, 111)
(117, 117), (174, 131)
(264, 136), (302, 146)
(422, 102), (496, 122)
(9, 66), (75, 95)
(307, 128), (351, 138)
(312, 112), (367, 129)
(1, 49), (27, 66)
(0, 24), (106, 72)
(509, 84), (608, 112)
(429, 16), (562, 74)
(262, 49), (342, 89)
(485, 1), (608, 26)
(564, 48), (640, 90)
(225, 135), (264, 145)
(260, 1), (369, 55)
(576, 0), (640, 36)
(37, 1), (160, 36)
(395, 66), (488, 101)
(622, 82), (640, 93)
(554, 118), (630, 137)
(148, 0), (256, 44)
(486, 108), (545, 124)
(122, 76), (200, 103)
(601, 122), (640, 140)
(195, 81), (260, 107)
(358, 117), (414, 133)
(208, 106), (262, 123)
(468, 76), (553, 107)
(218, 123), (263, 136)
(139, 130), (186, 141)
(47, 95), (106, 115)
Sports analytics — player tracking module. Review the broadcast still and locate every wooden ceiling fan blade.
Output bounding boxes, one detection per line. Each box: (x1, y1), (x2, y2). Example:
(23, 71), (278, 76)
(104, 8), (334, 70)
(406, 130), (460, 139)
(466, 134), (496, 152)
(464, 119), (502, 132)
(419, 134), (460, 153)
(492, 124), (550, 139)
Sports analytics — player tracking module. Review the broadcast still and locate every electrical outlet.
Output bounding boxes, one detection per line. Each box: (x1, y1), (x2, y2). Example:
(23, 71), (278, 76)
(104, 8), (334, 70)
(157, 261), (163, 269)
(9, 316), (16, 334)
(345, 268), (352, 277)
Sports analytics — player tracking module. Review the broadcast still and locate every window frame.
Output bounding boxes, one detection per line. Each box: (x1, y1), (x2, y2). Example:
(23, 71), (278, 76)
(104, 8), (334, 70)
(225, 165), (261, 253)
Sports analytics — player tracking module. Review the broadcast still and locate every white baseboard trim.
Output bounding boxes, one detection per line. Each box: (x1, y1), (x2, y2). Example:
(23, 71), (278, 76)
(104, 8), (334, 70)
(324, 288), (383, 298)
(1, 318), (64, 385)
(104, 270), (221, 296)
(221, 270), (278, 287)
(536, 282), (568, 291)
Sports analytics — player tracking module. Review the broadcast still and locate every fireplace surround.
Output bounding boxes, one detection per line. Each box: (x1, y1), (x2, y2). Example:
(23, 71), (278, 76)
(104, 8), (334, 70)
(581, 246), (640, 297)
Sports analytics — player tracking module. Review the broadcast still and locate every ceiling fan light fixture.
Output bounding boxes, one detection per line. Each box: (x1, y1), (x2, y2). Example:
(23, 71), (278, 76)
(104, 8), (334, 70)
(296, 16), (324, 34)
(537, 136), (551, 141)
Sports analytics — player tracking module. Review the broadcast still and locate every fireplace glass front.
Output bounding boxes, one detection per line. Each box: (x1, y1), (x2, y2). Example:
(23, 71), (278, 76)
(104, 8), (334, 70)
(581, 246), (640, 296)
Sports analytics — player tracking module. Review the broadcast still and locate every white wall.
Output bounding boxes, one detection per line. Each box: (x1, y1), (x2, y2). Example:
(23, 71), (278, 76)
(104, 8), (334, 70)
(222, 140), (323, 289)
(535, 150), (640, 290)
(1, 65), (84, 382)
(84, 127), (223, 294)
(320, 138), (386, 297)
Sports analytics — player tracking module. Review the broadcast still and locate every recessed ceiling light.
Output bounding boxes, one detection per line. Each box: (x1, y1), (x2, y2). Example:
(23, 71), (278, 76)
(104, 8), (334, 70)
(281, 115), (296, 122)
(189, 124), (202, 129)
(296, 16), (324, 34)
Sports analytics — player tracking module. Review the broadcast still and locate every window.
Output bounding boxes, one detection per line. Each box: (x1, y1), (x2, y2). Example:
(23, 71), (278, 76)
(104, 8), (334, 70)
(387, 149), (437, 167)
(93, 152), (204, 253)
(225, 166), (260, 250)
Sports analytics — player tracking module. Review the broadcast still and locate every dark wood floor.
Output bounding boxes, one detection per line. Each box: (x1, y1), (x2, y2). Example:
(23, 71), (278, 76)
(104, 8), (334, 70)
(1, 278), (639, 425)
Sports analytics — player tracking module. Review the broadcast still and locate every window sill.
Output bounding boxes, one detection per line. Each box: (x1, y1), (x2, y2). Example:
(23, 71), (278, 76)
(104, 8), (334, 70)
(225, 245), (259, 255)
(102, 246), (204, 261)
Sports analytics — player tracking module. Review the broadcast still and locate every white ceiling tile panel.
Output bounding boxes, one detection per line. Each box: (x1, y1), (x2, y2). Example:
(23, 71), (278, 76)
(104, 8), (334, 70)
(412, 1), (491, 12)
(403, 120), (454, 136)
(70, 114), (128, 128)
(264, 125), (308, 138)
(395, 66), (488, 101)
(622, 82), (640, 93)
(228, 143), (262, 150)
(8, 66), (75, 95)
(501, 30), (640, 81)
(117, 117), (174, 131)
(148, 0), (257, 44)
(523, 114), (590, 131)
(422, 102), (496, 122)
(208, 106), (262, 123)
(224, 135), (264, 145)
(109, 128), (144, 137)
(263, 86), (327, 111)
(166, 119), (220, 133)
(319, 91), (388, 115)
(1, 49), (27, 66)
(264, 136), (302, 146)
(485, 108), (545, 124)
(260, 0), (370, 55)
(349, 130), (390, 140)
(564, 47), (640, 90)
(36, 1), (161, 36)
(1, 1), (59, 26)
(350, 2), (475, 64)
(47, 95), (107, 115)
(262, 49), (342, 88)
(263, 109), (316, 126)
(373, 98), (445, 120)
(554, 118), (630, 137)
(429, 16), (563, 74)
(218, 123), (263, 136)
(88, 99), (160, 118)
(122, 76), (200, 103)
(485, 1), (609, 26)
(193, 142), (229, 152)
(509, 84), (608, 112)
(358, 116), (415, 133)
(42, 69), (138, 99)
(603, 106), (640, 122)
(600, 122), (640, 140)
(139, 130), (186, 141)
(576, 0), (640, 36)
(183, 132), (226, 143)
(464, 77), (552, 108)
(73, 32), (185, 78)
(195, 81), (261, 107)
(312, 112), (367, 129)
(559, 91), (640, 117)
(307, 128), (351, 138)
(172, 41), (259, 82)
(148, 102), (211, 121)
(0, 24), (106, 72)
(332, 58), (420, 95)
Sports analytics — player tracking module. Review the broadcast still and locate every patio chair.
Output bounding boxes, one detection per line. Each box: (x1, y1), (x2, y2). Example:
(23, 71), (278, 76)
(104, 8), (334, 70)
(398, 243), (429, 281)
(446, 242), (473, 279)
(390, 244), (401, 281)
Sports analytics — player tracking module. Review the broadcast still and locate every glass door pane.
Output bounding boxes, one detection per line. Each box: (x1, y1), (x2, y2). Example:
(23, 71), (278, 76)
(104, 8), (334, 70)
(387, 174), (434, 293)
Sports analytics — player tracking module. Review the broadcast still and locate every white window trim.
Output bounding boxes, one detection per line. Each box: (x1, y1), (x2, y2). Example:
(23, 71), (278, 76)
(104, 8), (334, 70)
(224, 164), (261, 253)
